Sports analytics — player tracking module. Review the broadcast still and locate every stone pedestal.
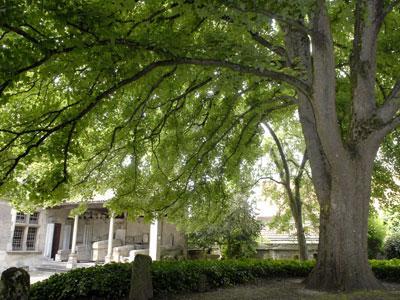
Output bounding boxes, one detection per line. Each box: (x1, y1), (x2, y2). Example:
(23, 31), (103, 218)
(104, 255), (112, 263)
(66, 253), (77, 269)
(0, 267), (30, 300)
(128, 255), (153, 300)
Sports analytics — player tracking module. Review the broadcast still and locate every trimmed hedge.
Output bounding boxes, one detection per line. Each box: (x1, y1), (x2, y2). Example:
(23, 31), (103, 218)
(370, 259), (400, 282)
(30, 259), (400, 300)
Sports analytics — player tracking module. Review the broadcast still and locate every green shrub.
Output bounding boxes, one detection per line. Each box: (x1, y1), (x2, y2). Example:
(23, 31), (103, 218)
(384, 233), (400, 259)
(30, 263), (131, 300)
(368, 216), (386, 259)
(30, 259), (400, 299)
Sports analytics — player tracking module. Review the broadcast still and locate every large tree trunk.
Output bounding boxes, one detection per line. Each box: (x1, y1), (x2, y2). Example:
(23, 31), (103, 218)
(282, 0), (397, 291)
(305, 152), (382, 291)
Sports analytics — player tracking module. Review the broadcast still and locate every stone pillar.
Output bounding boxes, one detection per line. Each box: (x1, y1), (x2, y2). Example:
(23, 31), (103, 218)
(62, 225), (72, 250)
(66, 215), (79, 269)
(104, 213), (115, 263)
(43, 223), (55, 258)
(149, 219), (161, 261)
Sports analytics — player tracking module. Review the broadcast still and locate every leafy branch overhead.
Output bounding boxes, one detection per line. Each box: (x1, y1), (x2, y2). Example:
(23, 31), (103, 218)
(0, 1), (302, 214)
(0, 1), (399, 225)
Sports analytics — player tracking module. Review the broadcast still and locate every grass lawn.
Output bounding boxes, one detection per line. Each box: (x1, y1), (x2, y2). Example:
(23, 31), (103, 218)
(164, 278), (400, 300)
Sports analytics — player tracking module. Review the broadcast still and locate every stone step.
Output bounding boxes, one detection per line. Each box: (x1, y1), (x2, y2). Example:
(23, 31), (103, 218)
(35, 261), (96, 272)
(34, 264), (69, 272)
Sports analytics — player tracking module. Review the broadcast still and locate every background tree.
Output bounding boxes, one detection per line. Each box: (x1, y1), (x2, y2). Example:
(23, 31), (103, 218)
(372, 129), (400, 233)
(259, 116), (318, 261)
(384, 232), (400, 259)
(1, 0), (400, 291)
(187, 199), (262, 259)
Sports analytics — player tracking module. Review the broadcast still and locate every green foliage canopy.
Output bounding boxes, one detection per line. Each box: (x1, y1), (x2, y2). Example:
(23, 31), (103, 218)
(1, 0), (289, 218)
(1, 0), (400, 225)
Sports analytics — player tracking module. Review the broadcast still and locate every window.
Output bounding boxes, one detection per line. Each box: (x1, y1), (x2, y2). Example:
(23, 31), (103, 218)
(11, 211), (40, 251)
(12, 226), (24, 250)
(16, 212), (26, 223)
(26, 227), (37, 250)
(29, 212), (39, 224)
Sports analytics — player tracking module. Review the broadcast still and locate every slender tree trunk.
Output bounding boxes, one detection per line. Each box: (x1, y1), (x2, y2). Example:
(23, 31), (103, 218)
(291, 201), (308, 261)
(305, 152), (382, 291)
(266, 124), (309, 261)
(293, 173), (308, 261)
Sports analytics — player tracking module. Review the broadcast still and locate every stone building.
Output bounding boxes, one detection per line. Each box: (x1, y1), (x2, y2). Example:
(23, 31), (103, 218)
(0, 200), (185, 272)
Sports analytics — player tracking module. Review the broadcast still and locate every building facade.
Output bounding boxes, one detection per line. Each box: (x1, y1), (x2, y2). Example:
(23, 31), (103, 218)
(0, 200), (185, 272)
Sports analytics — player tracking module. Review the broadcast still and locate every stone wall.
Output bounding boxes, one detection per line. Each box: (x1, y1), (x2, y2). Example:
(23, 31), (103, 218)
(256, 243), (319, 260)
(0, 201), (12, 252)
(0, 201), (47, 272)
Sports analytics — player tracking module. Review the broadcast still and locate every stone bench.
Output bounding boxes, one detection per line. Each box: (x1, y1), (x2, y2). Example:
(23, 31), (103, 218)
(112, 245), (136, 263)
(92, 239), (122, 262)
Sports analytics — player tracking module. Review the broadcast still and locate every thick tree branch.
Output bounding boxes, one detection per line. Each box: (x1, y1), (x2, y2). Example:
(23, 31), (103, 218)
(282, 4), (332, 205)
(264, 122), (291, 188)
(311, 0), (345, 163)
(1, 24), (40, 45)
(369, 114), (400, 146)
(350, 0), (382, 132)
(171, 57), (310, 95)
(52, 122), (76, 191)
(249, 31), (291, 65)
(379, 0), (400, 24)
(376, 79), (400, 123)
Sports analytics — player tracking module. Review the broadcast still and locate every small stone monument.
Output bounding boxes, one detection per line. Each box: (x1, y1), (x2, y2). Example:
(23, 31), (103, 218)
(129, 254), (153, 300)
(0, 267), (30, 300)
(197, 273), (209, 292)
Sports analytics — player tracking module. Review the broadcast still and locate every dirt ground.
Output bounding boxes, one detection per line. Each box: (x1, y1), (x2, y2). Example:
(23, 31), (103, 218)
(161, 278), (400, 300)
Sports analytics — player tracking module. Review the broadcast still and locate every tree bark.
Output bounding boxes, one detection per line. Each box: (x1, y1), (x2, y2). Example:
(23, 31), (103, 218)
(305, 150), (382, 291)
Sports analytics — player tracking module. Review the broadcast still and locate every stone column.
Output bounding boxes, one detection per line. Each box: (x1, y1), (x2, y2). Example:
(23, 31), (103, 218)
(62, 225), (72, 250)
(66, 215), (79, 269)
(104, 212), (115, 263)
(149, 219), (161, 261)
(43, 223), (55, 258)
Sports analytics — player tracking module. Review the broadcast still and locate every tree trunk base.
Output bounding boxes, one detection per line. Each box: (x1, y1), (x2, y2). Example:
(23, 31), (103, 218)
(304, 264), (383, 292)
